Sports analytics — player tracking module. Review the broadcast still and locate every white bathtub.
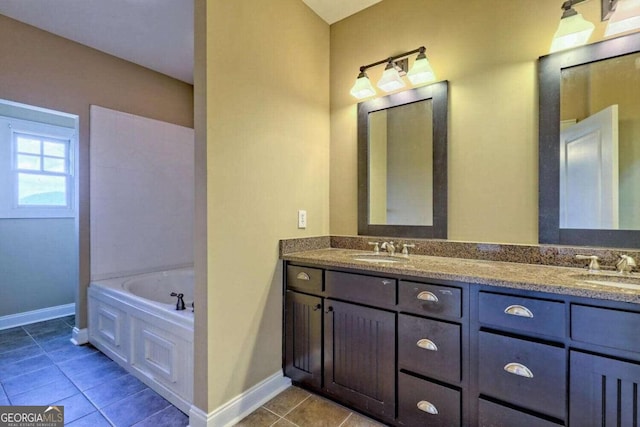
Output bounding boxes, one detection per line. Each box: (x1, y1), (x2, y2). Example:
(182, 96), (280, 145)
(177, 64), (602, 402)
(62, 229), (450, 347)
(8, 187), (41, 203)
(88, 268), (194, 413)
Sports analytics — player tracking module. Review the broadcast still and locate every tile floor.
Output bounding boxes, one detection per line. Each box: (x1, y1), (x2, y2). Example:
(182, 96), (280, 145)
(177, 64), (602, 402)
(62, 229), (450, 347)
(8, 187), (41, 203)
(0, 316), (188, 426)
(235, 386), (386, 427)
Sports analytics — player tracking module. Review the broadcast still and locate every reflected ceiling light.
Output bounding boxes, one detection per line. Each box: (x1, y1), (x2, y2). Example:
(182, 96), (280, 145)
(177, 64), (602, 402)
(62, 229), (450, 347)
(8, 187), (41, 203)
(604, 0), (640, 36)
(349, 46), (437, 100)
(550, 0), (595, 53)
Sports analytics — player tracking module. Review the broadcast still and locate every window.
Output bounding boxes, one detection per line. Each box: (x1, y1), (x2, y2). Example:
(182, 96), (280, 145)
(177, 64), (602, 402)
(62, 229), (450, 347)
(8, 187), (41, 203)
(14, 133), (71, 207)
(0, 115), (77, 218)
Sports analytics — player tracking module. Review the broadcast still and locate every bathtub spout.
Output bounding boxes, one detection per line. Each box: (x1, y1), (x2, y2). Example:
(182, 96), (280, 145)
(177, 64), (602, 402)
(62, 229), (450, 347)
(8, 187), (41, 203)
(170, 292), (186, 310)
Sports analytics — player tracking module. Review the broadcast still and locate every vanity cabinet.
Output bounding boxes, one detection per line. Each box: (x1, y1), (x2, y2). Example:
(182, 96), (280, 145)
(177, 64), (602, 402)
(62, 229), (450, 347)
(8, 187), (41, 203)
(569, 304), (640, 427)
(324, 299), (396, 419)
(283, 260), (640, 426)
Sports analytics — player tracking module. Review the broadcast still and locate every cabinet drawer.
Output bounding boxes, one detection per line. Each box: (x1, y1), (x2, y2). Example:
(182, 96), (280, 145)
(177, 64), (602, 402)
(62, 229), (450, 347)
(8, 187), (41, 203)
(398, 281), (461, 318)
(286, 265), (323, 294)
(479, 399), (563, 427)
(572, 304), (640, 354)
(479, 331), (566, 419)
(398, 372), (461, 427)
(479, 292), (565, 338)
(325, 271), (395, 307)
(398, 314), (461, 383)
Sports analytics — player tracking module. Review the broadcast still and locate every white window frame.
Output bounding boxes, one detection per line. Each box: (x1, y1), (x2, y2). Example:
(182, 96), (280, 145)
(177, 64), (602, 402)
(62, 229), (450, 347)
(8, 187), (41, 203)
(0, 115), (77, 218)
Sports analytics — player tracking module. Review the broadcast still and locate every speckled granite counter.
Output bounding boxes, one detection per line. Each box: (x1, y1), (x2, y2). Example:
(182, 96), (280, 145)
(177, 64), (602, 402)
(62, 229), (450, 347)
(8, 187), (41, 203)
(282, 247), (640, 305)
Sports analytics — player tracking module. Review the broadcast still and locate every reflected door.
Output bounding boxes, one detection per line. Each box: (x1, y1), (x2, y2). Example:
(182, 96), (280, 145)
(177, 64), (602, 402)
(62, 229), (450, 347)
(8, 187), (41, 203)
(560, 105), (619, 229)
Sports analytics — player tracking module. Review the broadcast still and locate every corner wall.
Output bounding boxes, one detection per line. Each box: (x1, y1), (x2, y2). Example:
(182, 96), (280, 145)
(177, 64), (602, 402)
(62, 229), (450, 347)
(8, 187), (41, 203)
(195, 0), (330, 412)
(329, 0), (611, 244)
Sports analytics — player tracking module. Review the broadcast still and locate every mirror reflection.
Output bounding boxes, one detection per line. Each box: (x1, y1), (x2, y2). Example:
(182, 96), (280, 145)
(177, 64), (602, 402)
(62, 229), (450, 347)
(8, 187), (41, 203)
(560, 52), (640, 230)
(368, 99), (433, 226)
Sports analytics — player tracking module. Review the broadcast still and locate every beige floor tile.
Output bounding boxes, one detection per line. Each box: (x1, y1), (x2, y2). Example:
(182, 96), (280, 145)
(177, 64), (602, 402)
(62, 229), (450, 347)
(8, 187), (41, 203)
(263, 386), (311, 416)
(284, 395), (351, 427)
(271, 418), (297, 426)
(234, 407), (281, 427)
(340, 412), (387, 427)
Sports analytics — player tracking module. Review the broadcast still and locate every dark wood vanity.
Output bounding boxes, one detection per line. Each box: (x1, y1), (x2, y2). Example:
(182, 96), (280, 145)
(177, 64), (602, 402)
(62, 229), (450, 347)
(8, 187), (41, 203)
(282, 255), (640, 426)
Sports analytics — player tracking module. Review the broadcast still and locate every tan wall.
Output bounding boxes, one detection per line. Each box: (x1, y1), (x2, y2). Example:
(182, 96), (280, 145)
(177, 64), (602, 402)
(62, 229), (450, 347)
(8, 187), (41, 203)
(0, 15), (193, 328)
(196, 0), (329, 410)
(330, 0), (610, 244)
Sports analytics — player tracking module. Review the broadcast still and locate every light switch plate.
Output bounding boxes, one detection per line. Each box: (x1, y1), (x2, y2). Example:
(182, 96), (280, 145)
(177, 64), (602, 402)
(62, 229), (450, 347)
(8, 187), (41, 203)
(298, 210), (307, 229)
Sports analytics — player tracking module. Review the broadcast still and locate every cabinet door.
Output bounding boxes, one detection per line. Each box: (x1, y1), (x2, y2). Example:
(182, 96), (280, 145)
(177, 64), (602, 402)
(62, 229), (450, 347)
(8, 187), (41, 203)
(324, 299), (396, 420)
(570, 351), (640, 427)
(284, 291), (323, 389)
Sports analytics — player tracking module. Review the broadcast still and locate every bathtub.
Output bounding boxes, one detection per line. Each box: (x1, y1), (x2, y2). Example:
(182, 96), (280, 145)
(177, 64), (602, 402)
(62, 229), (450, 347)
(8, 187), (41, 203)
(88, 268), (194, 413)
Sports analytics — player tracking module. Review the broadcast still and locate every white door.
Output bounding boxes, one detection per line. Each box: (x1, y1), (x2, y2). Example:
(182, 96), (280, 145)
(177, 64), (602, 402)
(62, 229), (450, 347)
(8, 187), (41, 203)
(560, 105), (619, 229)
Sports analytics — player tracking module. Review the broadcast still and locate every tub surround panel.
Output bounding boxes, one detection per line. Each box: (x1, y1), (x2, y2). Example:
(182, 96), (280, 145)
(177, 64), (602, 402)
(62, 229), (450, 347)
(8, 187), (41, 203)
(280, 235), (640, 270)
(90, 106), (194, 281)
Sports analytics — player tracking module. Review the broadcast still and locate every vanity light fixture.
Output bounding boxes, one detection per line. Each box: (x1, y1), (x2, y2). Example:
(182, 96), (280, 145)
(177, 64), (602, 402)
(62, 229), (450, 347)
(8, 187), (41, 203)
(349, 46), (436, 100)
(550, 0), (595, 53)
(604, 0), (640, 36)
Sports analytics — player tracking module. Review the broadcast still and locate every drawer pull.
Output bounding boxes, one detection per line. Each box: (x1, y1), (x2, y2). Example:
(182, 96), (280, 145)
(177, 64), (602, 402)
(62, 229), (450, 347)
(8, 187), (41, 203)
(417, 291), (439, 302)
(417, 400), (439, 415)
(296, 272), (310, 281)
(416, 338), (438, 351)
(504, 362), (534, 378)
(504, 304), (533, 318)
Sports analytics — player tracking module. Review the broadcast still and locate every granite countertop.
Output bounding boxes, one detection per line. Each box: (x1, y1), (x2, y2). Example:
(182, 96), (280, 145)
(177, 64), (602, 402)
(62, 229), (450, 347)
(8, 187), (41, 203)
(282, 248), (640, 304)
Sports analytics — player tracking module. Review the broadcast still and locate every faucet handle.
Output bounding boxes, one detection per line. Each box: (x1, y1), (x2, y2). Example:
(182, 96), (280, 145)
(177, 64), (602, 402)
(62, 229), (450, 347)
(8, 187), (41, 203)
(617, 254), (637, 273)
(576, 255), (600, 272)
(402, 243), (416, 256)
(368, 242), (380, 254)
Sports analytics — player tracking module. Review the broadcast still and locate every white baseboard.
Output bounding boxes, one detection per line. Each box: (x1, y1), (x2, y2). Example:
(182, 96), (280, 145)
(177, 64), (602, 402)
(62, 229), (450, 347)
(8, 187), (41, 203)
(188, 371), (291, 427)
(0, 303), (75, 331)
(70, 327), (89, 345)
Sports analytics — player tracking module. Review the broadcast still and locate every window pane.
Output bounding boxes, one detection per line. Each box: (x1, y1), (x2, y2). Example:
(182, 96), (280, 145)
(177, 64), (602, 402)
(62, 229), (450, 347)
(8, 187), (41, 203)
(16, 136), (41, 154)
(18, 173), (67, 206)
(43, 157), (66, 173)
(17, 154), (41, 170)
(43, 140), (67, 157)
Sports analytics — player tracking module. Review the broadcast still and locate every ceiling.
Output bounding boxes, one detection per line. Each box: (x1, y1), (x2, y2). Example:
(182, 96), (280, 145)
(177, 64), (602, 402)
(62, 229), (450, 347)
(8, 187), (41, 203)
(0, 0), (382, 85)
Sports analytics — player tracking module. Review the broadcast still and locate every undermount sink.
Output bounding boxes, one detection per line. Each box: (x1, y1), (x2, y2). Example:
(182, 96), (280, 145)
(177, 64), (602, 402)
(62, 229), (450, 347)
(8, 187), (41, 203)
(570, 273), (640, 290)
(351, 253), (409, 264)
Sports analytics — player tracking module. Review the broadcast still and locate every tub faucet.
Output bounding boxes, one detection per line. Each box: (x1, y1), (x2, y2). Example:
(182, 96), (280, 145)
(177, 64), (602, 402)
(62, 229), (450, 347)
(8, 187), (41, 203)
(381, 241), (396, 256)
(170, 292), (186, 311)
(616, 255), (637, 274)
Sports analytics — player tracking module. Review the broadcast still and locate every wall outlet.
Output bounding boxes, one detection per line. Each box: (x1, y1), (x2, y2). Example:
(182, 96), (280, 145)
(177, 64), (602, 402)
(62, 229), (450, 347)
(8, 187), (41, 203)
(298, 210), (307, 229)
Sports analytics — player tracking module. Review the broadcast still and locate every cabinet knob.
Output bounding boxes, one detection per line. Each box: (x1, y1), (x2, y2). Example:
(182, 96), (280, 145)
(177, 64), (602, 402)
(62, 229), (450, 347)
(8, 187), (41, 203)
(504, 304), (534, 318)
(417, 400), (439, 415)
(325, 306), (333, 313)
(296, 272), (310, 281)
(504, 362), (534, 378)
(312, 304), (321, 311)
(416, 338), (438, 351)
(417, 291), (439, 302)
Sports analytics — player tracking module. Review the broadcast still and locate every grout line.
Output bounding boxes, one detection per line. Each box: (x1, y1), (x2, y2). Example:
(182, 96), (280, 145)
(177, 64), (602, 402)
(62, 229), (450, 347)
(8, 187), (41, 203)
(279, 393), (311, 418)
(337, 412), (353, 427)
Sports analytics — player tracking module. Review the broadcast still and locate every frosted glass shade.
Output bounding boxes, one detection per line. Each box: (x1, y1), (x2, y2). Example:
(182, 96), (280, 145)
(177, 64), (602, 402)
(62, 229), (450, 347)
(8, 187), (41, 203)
(377, 66), (406, 92)
(550, 12), (595, 53)
(605, 0), (640, 36)
(407, 56), (436, 85)
(350, 72), (376, 99)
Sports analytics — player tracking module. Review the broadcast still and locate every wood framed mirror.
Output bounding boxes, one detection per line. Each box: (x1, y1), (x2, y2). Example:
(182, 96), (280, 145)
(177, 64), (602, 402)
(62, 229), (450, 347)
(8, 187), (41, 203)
(358, 81), (448, 238)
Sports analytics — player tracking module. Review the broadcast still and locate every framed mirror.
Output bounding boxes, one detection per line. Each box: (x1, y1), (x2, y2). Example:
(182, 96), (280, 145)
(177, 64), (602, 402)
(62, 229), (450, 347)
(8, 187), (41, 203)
(539, 32), (640, 248)
(358, 81), (448, 238)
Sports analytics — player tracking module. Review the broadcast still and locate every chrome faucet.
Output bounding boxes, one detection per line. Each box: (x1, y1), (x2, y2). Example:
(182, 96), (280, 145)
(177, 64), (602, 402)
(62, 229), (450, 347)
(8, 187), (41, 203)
(616, 255), (637, 274)
(575, 255), (600, 272)
(402, 243), (416, 256)
(381, 241), (396, 256)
